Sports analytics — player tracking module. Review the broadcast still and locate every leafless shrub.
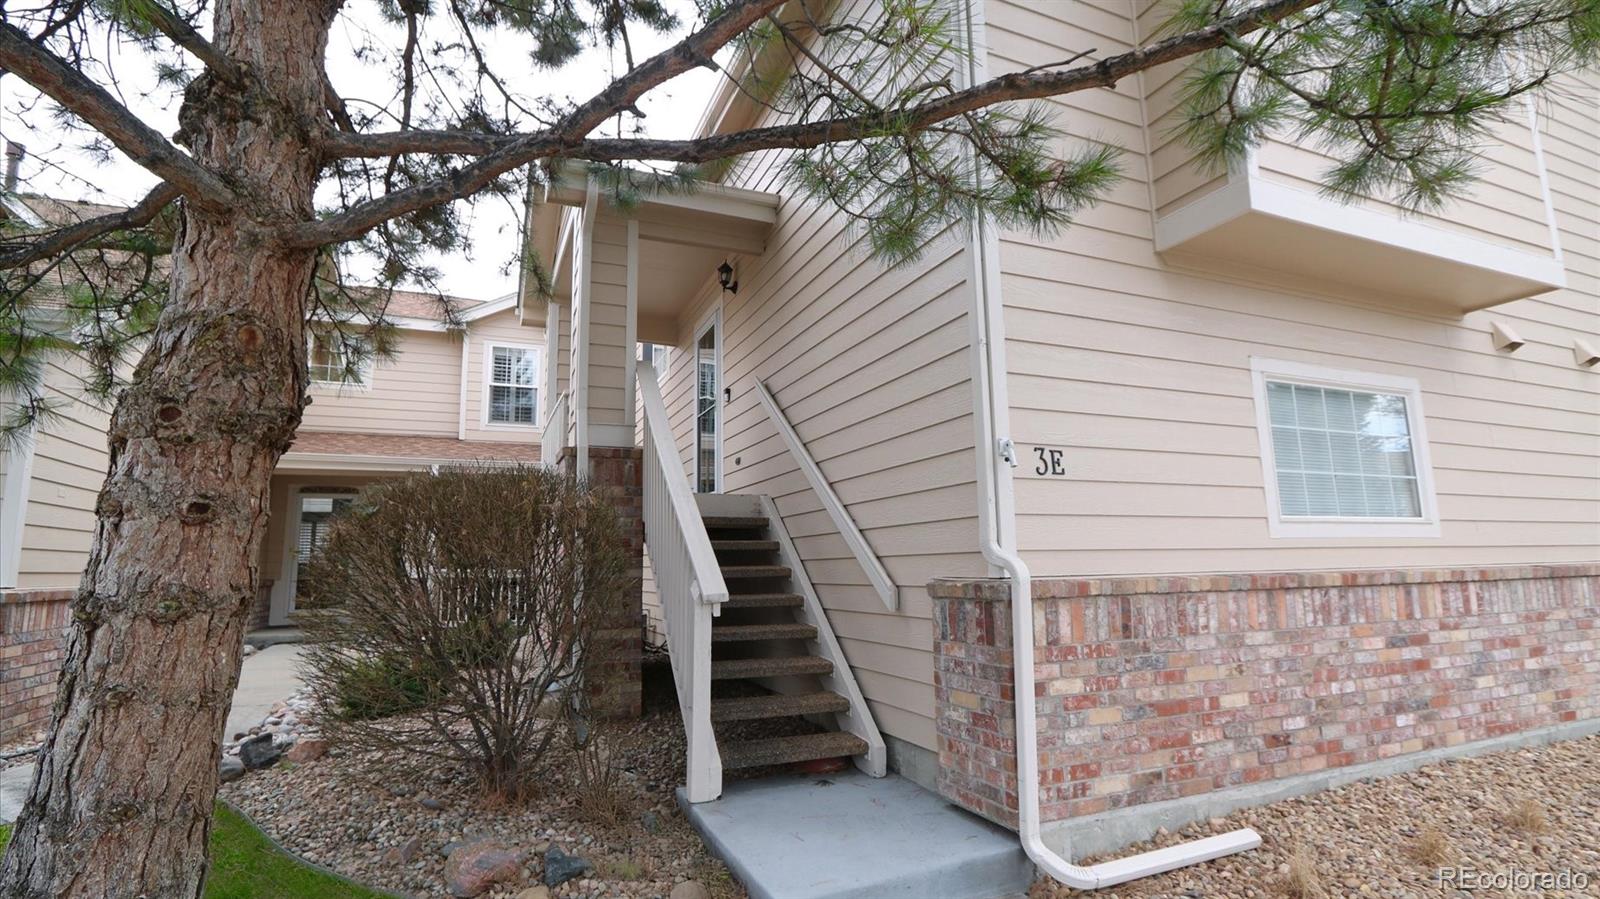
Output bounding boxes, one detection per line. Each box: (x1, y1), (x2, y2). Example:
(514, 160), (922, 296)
(1503, 797), (1548, 834)
(567, 702), (639, 829)
(1280, 846), (1328, 899)
(1409, 827), (1451, 867)
(299, 464), (632, 800)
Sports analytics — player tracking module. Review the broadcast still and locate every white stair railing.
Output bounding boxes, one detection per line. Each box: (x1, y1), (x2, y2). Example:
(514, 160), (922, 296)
(637, 363), (728, 802)
(541, 390), (569, 468)
(755, 380), (896, 610)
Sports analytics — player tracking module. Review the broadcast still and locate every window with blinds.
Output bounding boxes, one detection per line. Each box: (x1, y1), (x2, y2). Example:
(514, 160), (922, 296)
(1264, 381), (1421, 518)
(487, 344), (538, 425)
(1250, 359), (1439, 539)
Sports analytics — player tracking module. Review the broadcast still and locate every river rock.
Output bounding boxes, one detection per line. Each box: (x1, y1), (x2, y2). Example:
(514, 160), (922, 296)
(444, 838), (524, 897)
(541, 845), (591, 887)
(218, 756), (245, 783)
(238, 734), (281, 770)
(284, 737), (328, 763)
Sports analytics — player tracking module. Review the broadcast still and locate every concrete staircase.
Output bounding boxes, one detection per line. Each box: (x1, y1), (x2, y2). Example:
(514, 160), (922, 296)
(699, 504), (878, 772)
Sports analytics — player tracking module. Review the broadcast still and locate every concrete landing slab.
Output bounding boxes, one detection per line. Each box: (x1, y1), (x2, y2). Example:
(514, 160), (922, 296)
(679, 770), (1034, 899)
(224, 644), (305, 742)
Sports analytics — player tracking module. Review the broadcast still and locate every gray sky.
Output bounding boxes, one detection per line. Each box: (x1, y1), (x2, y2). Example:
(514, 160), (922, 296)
(0, 3), (718, 301)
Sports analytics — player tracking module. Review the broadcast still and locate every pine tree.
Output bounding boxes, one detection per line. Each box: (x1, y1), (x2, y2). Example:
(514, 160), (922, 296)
(1, 1), (1596, 895)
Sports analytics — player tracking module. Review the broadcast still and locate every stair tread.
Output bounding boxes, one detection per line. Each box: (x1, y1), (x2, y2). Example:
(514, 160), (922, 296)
(711, 623), (818, 642)
(711, 655), (833, 680)
(702, 516), (768, 529)
(721, 731), (869, 769)
(721, 593), (805, 609)
(712, 539), (780, 551)
(712, 691), (852, 722)
(720, 565), (791, 578)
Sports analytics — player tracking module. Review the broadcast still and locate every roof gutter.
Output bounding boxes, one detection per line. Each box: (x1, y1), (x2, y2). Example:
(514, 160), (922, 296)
(958, 0), (1261, 888)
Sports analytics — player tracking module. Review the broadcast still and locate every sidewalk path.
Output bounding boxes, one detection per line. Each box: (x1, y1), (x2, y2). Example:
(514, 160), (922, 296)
(1, 644), (305, 825)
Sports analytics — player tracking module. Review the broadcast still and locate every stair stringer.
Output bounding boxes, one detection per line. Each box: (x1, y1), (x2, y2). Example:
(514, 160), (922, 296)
(756, 495), (888, 777)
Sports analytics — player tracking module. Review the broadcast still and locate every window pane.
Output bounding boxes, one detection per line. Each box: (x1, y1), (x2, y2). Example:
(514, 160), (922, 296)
(1334, 474), (1368, 516)
(1277, 471), (1309, 516)
(1263, 379), (1423, 519)
(1292, 384), (1327, 429)
(1328, 433), (1362, 473)
(1324, 389), (1358, 431)
(1303, 472), (1339, 516)
(1391, 478), (1422, 517)
(1266, 382), (1298, 427)
(490, 385), (513, 422)
(1271, 427), (1302, 470)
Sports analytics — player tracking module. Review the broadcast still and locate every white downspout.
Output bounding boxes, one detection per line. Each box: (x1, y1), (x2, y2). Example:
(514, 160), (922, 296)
(959, 0), (1261, 888)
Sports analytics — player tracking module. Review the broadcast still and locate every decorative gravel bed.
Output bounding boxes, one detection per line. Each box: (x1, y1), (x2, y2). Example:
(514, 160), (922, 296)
(1032, 733), (1600, 899)
(220, 657), (809, 899)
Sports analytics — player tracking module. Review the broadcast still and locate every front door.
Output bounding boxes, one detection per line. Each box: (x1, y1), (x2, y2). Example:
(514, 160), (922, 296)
(270, 490), (355, 625)
(694, 313), (721, 493)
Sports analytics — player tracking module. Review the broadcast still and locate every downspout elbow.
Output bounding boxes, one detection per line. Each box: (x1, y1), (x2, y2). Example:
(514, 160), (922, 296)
(977, 539), (1262, 890)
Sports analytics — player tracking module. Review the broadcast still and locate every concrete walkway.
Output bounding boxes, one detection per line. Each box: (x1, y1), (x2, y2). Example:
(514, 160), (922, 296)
(680, 769), (1034, 899)
(1, 644), (305, 825)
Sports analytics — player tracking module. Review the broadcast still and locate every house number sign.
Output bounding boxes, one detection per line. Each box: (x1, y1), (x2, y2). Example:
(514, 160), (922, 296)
(1028, 446), (1068, 477)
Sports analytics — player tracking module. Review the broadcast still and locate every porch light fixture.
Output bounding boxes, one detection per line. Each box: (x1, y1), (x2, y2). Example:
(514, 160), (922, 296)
(717, 260), (738, 294)
(1490, 320), (1524, 352)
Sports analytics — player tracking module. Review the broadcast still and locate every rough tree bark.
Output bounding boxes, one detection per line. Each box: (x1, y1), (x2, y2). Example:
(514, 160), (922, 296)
(0, 3), (342, 897)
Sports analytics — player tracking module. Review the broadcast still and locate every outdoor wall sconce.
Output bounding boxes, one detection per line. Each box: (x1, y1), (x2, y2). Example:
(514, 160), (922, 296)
(717, 260), (738, 294)
(1490, 321), (1524, 352)
(1575, 338), (1599, 368)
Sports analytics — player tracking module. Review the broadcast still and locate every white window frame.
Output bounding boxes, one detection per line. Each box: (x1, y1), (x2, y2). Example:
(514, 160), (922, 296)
(481, 341), (542, 429)
(307, 330), (374, 390)
(1250, 357), (1441, 539)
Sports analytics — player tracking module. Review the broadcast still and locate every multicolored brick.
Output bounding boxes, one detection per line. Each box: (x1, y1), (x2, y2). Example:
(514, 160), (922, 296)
(930, 564), (1600, 829)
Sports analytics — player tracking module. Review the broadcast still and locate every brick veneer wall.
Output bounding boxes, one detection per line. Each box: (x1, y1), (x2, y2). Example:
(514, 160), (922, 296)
(930, 564), (1600, 829)
(0, 588), (73, 746)
(559, 445), (644, 717)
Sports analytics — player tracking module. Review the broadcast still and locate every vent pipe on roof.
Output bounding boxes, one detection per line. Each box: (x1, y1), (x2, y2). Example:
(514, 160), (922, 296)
(3, 142), (23, 192)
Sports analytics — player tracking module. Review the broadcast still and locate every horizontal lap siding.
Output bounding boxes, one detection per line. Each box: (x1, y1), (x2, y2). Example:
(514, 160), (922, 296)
(17, 355), (111, 589)
(300, 328), (461, 436)
(985, 0), (1600, 578)
(644, 0), (987, 752)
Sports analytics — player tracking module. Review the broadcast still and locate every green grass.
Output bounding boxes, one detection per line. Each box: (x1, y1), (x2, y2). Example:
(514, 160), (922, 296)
(0, 805), (386, 898)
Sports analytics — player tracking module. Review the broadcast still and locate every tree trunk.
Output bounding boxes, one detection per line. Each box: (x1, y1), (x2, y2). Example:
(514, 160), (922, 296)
(0, 3), (341, 896)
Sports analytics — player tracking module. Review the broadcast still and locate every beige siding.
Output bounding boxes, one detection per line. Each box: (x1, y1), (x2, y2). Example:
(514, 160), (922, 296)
(647, 0), (990, 752)
(986, 0), (1600, 577)
(300, 328), (462, 436)
(15, 354), (111, 589)
(461, 308), (546, 444)
(571, 215), (631, 437)
(1128, 0), (1562, 260)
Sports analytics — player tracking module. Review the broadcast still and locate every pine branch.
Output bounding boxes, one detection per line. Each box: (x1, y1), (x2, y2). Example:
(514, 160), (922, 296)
(0, 182), (180, 269)
(0, 22), (240, 210)
(289, 0), (1323, 248)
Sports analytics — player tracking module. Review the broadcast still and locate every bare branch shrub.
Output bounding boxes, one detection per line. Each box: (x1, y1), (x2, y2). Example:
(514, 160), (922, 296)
(299, 464), (632, 800)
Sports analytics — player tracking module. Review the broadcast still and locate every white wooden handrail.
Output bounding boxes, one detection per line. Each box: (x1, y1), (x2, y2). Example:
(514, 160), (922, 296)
(755, 380), (897, 611)
(638, 362), (727, 802)
(541, 390), (568, 468)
